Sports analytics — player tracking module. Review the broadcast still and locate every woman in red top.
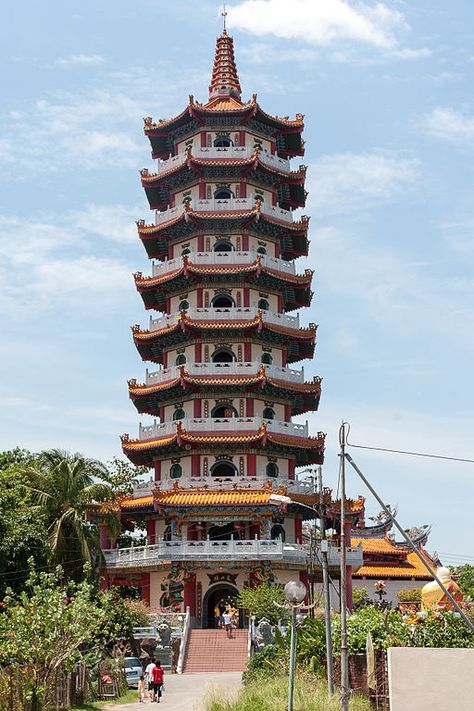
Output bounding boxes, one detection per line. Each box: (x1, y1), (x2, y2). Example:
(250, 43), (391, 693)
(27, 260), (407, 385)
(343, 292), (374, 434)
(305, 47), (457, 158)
(151, 660), (164, 703)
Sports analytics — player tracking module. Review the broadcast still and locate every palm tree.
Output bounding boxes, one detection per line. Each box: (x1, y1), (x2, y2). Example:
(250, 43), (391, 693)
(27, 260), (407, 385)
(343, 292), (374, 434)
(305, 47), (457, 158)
(20, 449), (119, 580)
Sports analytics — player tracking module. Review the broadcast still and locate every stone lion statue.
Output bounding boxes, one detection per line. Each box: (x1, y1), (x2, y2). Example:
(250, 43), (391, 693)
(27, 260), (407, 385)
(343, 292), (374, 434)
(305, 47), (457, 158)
(156, 621), (172, 649)
(255, 618), (275, 649)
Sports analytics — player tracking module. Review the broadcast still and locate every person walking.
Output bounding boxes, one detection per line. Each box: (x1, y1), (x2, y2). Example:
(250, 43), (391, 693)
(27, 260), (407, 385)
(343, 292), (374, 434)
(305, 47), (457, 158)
(145, 658), (156, 702)
(137, 674), (146, 703)
(151, 659), (165, 703)
(223, 608), (234, 639)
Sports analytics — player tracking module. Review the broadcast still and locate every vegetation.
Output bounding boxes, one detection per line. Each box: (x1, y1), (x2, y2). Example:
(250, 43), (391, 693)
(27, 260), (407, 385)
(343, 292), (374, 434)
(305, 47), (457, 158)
(205, 673), (371, 711)
(451, 563), (474, 599)
(237, 582), (288, 625)
(352, 587), (370, 609)
(397, 587), (422, 603)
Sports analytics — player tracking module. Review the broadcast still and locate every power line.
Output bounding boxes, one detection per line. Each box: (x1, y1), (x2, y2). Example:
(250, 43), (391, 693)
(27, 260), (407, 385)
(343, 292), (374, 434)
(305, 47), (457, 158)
(347, 440), (474, 464)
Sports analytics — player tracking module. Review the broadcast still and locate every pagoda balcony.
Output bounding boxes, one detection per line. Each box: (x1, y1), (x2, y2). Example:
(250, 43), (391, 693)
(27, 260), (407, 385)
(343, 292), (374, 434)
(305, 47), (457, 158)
(151, 251), (297, 277)
(152, 146), (291, 175)
(102, 538), (363, 570)
(145, 361), (305, 386)
(138, 416), (309, 441)
(148, 307), (300, 332)
(132, 476), (316, 496)
(153, 197), (294, 225)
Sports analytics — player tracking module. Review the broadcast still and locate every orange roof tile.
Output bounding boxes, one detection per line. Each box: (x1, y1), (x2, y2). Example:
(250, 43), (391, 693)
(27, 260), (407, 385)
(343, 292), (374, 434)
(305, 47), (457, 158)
(354, 550), (435, 579)
(352, 537), (404, 555)
(118, 484), (290, 510)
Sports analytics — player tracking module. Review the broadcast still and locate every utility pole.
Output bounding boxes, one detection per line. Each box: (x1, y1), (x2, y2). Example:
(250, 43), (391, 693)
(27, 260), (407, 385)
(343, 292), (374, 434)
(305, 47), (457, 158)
(318, 465), (334, 696)
(339, 423), (350, 711)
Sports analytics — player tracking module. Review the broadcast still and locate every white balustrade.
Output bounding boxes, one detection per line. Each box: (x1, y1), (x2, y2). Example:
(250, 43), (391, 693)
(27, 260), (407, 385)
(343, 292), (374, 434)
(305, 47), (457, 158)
(149, 312), (179, 331)
(193, 146), (252, 160)
(103, 539), (364, 570)
(151, 251), (296, 277)
(153, 146), (291, 174)
(152, 196), (295, 226)
(154, 476), (315, 494)
(153, 152), (187, 175)
(144, 362), (304, 386)
(185, 307), (299, 329)
(138, 417), (308, 441)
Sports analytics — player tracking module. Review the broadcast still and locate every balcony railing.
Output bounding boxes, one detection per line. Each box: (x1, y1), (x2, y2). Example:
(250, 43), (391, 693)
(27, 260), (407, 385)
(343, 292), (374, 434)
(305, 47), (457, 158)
(148, 307), (300, 332)
(145, 362), (305, 386)
(154, 198), (294, 226)
(103, 538), (363, 570)
(133, 476), (317, 495)
(138, 417), (309, 441)
(151, 251), (296, 278)
(152, 146), (291, 176)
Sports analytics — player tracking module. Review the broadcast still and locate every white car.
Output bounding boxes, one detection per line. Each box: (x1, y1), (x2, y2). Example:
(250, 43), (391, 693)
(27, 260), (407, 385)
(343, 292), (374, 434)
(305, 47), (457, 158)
(123, 656), (143, 688)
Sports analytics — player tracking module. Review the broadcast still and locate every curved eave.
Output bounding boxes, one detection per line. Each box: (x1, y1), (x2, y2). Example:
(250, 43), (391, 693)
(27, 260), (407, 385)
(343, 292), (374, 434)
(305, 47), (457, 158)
(136, 211), (309, 260)
(121, 426), (325, 467)
(134, 261), (313, 311)
(128, 371), (322, 416)
(131, 315), (317, 363)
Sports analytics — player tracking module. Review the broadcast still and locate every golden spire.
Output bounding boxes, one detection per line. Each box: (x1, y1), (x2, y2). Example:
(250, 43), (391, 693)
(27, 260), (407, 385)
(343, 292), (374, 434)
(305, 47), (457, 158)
(208, 13), (242, 101)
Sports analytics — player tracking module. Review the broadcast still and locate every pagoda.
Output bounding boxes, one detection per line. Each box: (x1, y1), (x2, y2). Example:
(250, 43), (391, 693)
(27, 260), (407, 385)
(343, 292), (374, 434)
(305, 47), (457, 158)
(100, 29), (363, 626)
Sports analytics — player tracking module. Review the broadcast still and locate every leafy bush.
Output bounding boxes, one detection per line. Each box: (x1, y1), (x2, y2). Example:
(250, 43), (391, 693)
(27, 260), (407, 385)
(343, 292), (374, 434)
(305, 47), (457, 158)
(397, 588), (421, 603)
(352, 587), (370, 609)
(450, 564), (474, 599)
(406, 611), (474, 648)
(237, 583), (288, 625)
(333, 606), (408, 655)
(296, 616), (327, 673)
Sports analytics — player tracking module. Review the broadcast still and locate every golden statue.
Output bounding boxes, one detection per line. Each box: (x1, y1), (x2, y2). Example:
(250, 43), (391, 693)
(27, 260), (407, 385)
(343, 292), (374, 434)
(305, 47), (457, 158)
(421, 566), (463, 611)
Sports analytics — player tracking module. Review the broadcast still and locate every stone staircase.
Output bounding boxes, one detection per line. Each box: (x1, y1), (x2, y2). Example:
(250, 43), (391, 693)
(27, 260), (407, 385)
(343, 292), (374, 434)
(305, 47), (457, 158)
(183, 629), (248, 672)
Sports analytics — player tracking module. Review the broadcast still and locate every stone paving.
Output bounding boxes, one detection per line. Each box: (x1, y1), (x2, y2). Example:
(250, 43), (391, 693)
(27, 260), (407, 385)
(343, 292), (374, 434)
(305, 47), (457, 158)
(101, 672), (242, 711)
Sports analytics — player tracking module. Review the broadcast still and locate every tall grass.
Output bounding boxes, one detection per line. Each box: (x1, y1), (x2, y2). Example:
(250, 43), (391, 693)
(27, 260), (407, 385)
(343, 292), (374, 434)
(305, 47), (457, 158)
(204, 674), (371, 711)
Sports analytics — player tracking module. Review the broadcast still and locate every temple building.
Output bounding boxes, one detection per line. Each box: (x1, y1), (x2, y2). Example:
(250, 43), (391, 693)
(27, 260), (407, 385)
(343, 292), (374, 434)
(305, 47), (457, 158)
(100, 28), (365, 625)
(351, 508), (438, 606)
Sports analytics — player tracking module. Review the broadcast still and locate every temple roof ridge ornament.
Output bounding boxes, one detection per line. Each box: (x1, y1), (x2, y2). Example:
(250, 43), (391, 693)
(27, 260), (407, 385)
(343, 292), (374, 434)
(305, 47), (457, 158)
(208, 23), (242, 102)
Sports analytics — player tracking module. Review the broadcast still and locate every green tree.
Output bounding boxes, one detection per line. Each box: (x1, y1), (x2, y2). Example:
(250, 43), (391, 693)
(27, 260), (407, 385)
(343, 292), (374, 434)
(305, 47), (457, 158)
(0, 449), (50, 597)
(104, 456), (149, 495)
(19, 449), (118, 581)
(237, 583), (288, 625)
(451, 564), (474, 599)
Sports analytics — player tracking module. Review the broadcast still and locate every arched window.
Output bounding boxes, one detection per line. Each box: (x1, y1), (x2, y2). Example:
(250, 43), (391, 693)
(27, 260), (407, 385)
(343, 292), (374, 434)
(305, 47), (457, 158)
(173, 408), (185, 421)
(261, 352), (273, 365)
(214, 187), (233, 200)
(271, 524), (285, 541)
(170, 463), (182, 479)
(212, 347), (236, 363)
(258, 298), (269, 311)
(212, 293), (234, 308)
(163, 525), (172, 541)
(266, 462), (279, 478)
(214, 135), (233, 148)
(214, 239), (234, 252)
(175, 353), (186, 366)
(263, 407), (275, 421)
(210, 460), (237, 477)
(178, 299), (189, 311)
(256, 246), (267, 255)
(212, 403), (238, 418)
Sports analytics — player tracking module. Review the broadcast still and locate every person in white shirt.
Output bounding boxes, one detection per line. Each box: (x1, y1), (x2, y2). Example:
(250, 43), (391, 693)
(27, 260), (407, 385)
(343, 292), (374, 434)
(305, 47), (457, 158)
(223, 609), (234, 639)
(145, 659), (156, 701)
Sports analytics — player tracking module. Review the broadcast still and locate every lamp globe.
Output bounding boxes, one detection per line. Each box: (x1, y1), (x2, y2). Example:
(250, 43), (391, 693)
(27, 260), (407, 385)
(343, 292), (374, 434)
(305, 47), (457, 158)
(284, 580), (307, 605)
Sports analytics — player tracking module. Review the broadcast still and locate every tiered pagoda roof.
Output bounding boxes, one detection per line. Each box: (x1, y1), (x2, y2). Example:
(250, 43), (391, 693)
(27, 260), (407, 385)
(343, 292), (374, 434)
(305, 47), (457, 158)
(352, 536), (436, 580)
(128, 365), (321, 416)
(136, 206), (310, 261)
(121, 421), (325, 468)
(134, 255), (313, 312)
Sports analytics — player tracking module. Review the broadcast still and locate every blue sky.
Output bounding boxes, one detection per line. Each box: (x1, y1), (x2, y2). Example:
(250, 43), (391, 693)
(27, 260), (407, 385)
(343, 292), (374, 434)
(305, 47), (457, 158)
(1, 1), (473, 562)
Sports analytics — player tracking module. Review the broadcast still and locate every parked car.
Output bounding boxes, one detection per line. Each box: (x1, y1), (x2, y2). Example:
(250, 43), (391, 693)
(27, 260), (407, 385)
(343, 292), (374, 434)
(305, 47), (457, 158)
(123, 656), (143, 688)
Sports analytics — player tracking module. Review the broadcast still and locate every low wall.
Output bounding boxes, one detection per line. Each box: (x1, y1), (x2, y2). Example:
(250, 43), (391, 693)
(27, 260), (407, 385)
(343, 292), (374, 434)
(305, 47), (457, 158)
(388, 647), (474, 711)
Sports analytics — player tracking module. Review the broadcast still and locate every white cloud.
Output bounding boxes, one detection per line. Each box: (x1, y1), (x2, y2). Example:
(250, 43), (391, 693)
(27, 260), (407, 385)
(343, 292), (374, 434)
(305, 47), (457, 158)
(228, 0), (405, 49)
(56, 54), (105, 67)
(69, 204), (139, 244)
(422, 107), (474, 147)
(309, 150), (420, 217)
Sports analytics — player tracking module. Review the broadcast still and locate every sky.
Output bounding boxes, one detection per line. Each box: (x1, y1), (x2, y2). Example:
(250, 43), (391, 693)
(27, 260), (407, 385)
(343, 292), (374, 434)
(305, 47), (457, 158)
(0, 0), (473, 563)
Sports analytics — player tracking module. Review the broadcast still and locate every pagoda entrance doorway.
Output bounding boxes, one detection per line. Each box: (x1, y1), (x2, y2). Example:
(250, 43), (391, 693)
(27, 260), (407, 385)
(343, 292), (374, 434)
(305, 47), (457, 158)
(203, 583), (241, 629)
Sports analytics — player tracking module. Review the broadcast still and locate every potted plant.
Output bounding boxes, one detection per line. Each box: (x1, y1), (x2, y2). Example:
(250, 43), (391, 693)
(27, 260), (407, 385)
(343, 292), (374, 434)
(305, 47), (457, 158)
(397, 587), (422, 612)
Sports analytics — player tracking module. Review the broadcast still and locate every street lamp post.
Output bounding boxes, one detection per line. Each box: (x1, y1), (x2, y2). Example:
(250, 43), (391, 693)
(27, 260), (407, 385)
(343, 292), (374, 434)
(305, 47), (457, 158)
(275, 580), (309, 711)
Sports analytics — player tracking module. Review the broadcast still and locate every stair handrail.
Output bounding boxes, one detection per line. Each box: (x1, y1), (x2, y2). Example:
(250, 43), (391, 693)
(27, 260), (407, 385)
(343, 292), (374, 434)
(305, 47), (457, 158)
(248, 615), (256, 658)
(176, 606), (191, 674)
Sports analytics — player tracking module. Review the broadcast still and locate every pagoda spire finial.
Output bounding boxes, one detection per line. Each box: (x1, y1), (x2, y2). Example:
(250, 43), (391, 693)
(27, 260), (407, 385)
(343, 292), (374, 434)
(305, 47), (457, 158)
(208, 13), (242, 102)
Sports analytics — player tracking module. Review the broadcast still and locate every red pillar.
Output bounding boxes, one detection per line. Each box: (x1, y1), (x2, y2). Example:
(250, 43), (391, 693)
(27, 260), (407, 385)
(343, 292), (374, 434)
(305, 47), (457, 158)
(239, 130), (246, 147)
(146, 519), (156, 545)
(247, 453), (256, 477)
(244, 343), (252, 361)
(183, 573), (196, 616)
(154, 460), (161, 482)
(199, 181), (206, 199)
(242, 233), (249, 250)
(299, 570), (309, 601)
(99, 524), (111, 550)
(195, 342), (202, 362)
(197, 234), (204, 251)
(197, 288), (203, 307)
(240, 181), (247, 198)
(194, 398), (202, 417)
(246, 398), (254, 416)
(288, 459), (295, 480)
(243, 288), (250, 307)
(200, 131), (207, 147)
(294, 518), (302, 543)
(191, 454), (201, 477)
(141, 573), (151, 605)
